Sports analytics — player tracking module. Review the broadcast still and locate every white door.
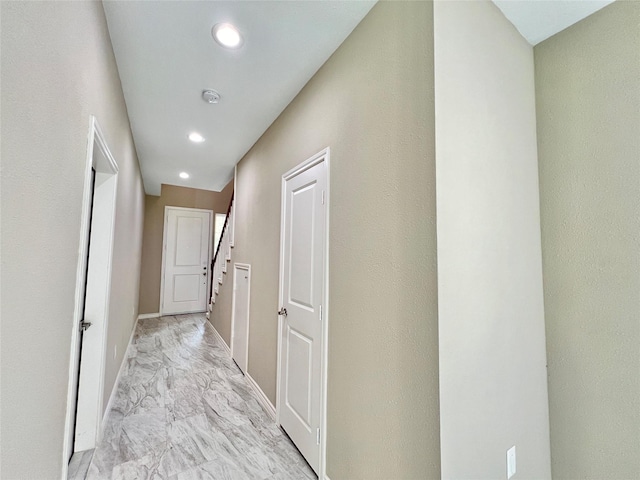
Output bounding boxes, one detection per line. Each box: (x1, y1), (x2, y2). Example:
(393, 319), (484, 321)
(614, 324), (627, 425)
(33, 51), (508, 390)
(70, 118), (119, 455)
(74, 170), (118, 451)
(277, 152), (328, 475)
(161, 207), (212, 315)
(231, 263), (250, 373)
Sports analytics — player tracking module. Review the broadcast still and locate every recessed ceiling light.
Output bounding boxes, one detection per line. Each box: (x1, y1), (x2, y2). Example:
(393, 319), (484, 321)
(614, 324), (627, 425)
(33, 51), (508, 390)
(212, 23), (243, 49)
(188, 132), (205, 143)
(179, 172), (189, 179)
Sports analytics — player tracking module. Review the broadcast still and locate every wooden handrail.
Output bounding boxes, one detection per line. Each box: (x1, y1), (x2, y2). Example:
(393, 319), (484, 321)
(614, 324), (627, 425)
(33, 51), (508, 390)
(209, 195), (234, 301)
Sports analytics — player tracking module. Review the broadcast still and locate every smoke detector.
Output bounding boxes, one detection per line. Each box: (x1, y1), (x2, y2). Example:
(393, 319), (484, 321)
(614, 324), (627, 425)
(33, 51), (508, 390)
(202, 89), (221, 104)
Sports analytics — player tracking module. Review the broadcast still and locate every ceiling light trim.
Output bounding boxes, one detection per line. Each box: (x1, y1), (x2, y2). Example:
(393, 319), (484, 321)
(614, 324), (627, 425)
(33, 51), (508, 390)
(212, 23), (244, 49)
(188, 132), (205, 143)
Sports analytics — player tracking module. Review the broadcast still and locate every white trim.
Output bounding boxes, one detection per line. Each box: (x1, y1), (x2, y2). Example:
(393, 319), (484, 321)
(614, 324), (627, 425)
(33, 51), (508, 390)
(209, 322), (231, 355)
(62, 116), (119, 476)
(230, 263), (251, 374)
(100, 315), (139, 432)
(276, 147), (330, 479)
(93, 118), (119, 174)
(137, 313), (160, 320)
(321, 149), (331, 480)
(246, 372), (276, 421)
(159, 206), (213, 316)
(209, 308), (275, 423)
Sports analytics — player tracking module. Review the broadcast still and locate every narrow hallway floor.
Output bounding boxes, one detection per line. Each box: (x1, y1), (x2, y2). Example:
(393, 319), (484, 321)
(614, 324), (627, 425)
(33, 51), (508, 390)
(86, 314), (315, 480)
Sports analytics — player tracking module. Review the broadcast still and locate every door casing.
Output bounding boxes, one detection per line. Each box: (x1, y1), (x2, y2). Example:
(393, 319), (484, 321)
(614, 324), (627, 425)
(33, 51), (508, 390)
(276, 147), (330, 479)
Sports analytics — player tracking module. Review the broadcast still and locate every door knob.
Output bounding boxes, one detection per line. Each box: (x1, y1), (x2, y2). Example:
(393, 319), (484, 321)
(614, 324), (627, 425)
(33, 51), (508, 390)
(278, 307), (287, 317)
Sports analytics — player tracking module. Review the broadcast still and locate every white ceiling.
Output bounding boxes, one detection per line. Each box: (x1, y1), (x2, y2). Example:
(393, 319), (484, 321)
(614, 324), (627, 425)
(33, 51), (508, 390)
(105, 1), (613, 195)
(492, 0), (615, 45)
(103, 1), (376, 195)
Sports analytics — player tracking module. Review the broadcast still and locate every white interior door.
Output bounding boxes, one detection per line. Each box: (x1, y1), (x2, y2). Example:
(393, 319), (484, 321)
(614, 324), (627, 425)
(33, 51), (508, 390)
(162, 207), (212, 315)
(231, 263), (250, 373)
(71, 117), (119, 454)
(278, 154), (327, 474)
(74, 171), (117, 451)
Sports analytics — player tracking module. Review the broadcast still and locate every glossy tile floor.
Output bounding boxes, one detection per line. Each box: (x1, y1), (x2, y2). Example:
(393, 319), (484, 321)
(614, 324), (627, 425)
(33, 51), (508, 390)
(86, 314), (315, 480)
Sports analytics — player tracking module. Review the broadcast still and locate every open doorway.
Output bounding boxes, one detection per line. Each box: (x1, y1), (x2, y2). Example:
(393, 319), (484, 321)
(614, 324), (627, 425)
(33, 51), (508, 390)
(63, 116), (119, 467)
(214, 212), (226, 253)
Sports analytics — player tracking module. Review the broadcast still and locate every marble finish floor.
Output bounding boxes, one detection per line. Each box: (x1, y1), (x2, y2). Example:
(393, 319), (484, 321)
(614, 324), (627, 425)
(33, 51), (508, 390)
(86, 314), (315, 480)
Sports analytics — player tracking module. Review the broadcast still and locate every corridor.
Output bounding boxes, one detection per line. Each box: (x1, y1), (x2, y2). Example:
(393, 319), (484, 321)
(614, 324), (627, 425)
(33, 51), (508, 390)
(85, 314), (315, 480)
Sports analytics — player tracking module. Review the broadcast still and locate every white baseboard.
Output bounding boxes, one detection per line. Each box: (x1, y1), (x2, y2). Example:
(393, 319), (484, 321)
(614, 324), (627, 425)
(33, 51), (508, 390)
(137, 312), (160, 320)
(209, 323), (231, 355)
(246, 372), (276, 421)
(100, 314), (139, 438)
(207, 322), (275, 421)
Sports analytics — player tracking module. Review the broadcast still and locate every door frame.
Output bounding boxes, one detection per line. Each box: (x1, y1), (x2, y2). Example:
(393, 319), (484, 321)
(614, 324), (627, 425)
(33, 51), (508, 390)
(159, 206), (213, 315)
(275, 147), (330, 479)
(230, 263), (251, 373)
(62, 116), (119, 473)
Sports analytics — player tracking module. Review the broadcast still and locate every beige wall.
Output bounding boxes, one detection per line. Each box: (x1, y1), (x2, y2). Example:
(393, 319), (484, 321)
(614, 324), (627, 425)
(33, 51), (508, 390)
(434, 1), (551, 478)
(0, 1), (145, 477)
(212, 2), (440, 478)
(535, 2), (640, 478)
(138, 182), (233, 314)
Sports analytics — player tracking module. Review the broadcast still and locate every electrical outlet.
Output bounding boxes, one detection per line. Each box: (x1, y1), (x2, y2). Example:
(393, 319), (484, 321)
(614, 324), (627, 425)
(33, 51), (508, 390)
(114, 345), (117, 360)
(507, 446), (516, 479)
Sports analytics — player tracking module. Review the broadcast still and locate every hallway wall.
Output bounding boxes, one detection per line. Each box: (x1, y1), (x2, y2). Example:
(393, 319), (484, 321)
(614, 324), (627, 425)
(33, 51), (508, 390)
(138, 181), (233, 315)
(535, 2), (640, 478)
(213, 2), (440, 478)
(1, 1), (145, 477)
(434, 1), (551, 478)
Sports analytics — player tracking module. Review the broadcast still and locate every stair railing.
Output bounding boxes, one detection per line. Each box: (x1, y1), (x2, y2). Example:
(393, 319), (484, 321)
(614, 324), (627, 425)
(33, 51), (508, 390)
(209, 195), (234, 308)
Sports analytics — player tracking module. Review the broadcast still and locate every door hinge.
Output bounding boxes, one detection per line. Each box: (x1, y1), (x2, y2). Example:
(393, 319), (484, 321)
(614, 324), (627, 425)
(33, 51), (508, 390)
(80, 320), (92, 331)
(321, 190), (325, 205)
(316, 428), (321, 445)
(319, 304), (322, 322)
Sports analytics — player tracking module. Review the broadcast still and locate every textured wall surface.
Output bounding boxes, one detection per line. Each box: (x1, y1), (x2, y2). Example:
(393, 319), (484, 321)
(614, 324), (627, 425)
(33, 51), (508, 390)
(535, 2), (640, 478)
(435, 1), (551, 478)
(138, 181), (233, 314)
(219, 2), (440, 478)
(1, 1), (145, 477)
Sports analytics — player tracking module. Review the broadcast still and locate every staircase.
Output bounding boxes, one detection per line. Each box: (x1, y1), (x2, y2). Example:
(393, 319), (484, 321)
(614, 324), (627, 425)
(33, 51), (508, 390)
(207, 196), (234, 318)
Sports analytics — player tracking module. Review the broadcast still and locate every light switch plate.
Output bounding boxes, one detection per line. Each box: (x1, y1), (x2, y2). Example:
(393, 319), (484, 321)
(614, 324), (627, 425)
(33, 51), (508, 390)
(507, 445), (516, 479)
